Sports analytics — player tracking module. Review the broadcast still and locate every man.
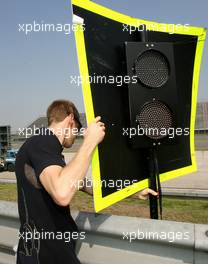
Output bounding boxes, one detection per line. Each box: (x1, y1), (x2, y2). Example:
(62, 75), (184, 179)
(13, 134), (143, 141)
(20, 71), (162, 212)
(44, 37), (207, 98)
(15, 99), (158, 264)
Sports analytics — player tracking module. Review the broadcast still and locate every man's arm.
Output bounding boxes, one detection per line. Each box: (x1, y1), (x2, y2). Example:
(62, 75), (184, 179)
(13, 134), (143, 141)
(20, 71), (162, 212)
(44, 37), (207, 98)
(39, 117), (105, 206)
(79, 176), (158, 200)
(80, 185), (158, 200)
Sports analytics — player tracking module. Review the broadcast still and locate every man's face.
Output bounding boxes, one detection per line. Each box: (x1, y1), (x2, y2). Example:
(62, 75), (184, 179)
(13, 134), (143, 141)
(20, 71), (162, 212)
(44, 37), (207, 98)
(62, 119), (78, 148)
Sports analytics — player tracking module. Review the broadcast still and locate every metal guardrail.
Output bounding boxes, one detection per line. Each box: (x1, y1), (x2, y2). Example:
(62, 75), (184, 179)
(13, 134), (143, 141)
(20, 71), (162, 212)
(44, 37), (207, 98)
(0, 201), (208, 264)
(162, 188), (208, 199)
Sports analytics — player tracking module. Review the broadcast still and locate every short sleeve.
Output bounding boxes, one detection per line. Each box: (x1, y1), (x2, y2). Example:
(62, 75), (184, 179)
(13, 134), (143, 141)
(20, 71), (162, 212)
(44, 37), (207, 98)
(28, 135), (66, 178)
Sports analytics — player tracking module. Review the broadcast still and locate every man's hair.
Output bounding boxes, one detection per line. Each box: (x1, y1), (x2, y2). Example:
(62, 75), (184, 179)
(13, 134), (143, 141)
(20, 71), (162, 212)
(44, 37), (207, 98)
(47, 100), (82, 129)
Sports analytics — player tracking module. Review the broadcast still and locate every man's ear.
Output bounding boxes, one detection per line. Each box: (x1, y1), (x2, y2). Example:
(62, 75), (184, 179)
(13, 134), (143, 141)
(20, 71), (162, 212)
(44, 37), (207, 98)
(65, 113), (74, 127)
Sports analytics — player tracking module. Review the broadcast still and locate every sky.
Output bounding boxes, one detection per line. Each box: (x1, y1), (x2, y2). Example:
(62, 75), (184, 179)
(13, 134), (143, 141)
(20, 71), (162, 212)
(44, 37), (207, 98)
(0, 0), (207, 132)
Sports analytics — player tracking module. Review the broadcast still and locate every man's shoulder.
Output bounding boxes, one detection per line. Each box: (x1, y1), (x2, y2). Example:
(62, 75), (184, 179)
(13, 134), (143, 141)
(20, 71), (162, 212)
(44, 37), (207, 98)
(17, 128), (63, 163)
(24, 133), (50, 146)
(30, 128), (56, 142)
(19, 131), (55, 153)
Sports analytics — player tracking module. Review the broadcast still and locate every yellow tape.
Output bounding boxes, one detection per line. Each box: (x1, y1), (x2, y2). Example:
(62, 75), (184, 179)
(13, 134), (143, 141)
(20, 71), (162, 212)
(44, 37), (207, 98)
(72, 0), (205, 36)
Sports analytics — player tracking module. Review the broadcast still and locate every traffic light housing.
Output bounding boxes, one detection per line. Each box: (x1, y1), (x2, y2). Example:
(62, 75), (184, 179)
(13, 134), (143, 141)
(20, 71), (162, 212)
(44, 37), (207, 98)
(72, 0), (206, 212)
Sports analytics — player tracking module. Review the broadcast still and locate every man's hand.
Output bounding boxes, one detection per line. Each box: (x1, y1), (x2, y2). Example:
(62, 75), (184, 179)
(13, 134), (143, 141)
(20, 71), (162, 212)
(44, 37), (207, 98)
(84, 116), (105, 148)
(133, 188), (158, 200)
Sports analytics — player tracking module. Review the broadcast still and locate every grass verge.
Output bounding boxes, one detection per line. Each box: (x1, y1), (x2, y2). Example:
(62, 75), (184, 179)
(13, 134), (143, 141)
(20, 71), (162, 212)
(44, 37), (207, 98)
(0, 183), (207, 224)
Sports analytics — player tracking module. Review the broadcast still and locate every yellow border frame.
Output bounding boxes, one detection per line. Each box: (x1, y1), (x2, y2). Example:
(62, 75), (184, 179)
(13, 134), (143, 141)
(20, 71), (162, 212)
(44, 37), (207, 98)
(72, 0), (206, 212)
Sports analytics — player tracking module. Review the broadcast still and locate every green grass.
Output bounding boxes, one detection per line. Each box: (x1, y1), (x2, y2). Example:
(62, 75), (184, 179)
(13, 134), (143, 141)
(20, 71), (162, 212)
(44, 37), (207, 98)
(0, 183), (208, 224)
(0, 183), (18, 201)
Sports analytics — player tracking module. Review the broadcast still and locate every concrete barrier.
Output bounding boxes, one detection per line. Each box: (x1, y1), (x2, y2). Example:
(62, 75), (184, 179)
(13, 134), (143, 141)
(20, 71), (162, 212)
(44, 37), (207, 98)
(0, 201), (208, 264)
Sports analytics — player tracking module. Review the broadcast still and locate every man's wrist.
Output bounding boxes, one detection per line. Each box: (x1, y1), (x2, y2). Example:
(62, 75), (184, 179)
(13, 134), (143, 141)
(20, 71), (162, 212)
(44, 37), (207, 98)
(82, 137), (97, 154)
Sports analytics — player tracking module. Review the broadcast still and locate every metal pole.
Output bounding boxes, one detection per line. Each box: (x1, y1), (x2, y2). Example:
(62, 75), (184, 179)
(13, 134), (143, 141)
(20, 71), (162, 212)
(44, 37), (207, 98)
(148, 148), (158, 219)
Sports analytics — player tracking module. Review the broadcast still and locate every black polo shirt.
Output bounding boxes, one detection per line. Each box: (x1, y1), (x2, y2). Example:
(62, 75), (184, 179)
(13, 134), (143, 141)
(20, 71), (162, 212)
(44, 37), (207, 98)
(15, 128), (81, 264)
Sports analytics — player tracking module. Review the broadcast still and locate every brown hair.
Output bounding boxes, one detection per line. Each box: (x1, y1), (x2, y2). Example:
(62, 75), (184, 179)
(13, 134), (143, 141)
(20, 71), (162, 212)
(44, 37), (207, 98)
(47, 100), (82, 129)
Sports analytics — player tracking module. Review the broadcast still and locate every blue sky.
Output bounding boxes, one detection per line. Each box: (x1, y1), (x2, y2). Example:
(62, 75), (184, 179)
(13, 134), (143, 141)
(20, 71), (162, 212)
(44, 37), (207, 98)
(0, 0), (207, 131)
